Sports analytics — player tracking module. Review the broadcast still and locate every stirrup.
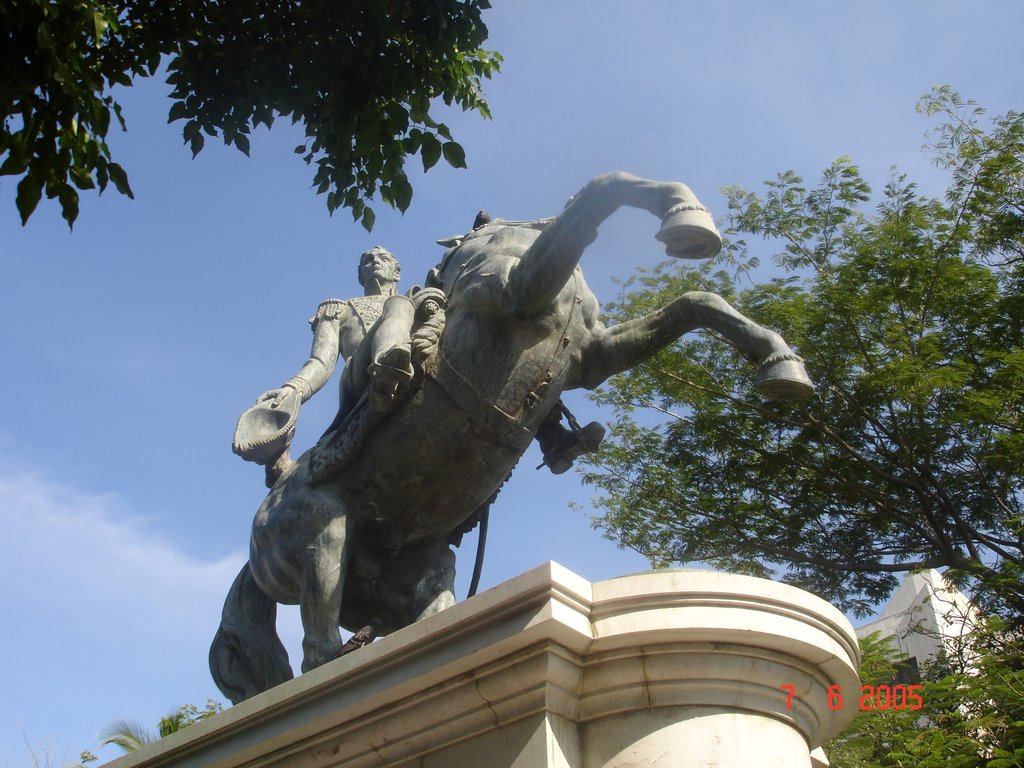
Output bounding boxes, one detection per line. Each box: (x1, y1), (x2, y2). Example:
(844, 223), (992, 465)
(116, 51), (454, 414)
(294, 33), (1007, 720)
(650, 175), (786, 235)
(539, 421), (606, 475)
(369, 346), (415, 386)
(369, 362), (414, 385)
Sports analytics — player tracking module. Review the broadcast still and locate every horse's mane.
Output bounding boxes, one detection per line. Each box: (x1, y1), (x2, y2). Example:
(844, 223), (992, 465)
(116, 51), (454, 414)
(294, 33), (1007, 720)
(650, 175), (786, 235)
(435, 217), (555, 249)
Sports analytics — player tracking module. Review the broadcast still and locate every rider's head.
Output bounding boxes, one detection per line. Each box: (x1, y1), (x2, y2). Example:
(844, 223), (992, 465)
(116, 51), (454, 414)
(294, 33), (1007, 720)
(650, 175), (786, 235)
(358, 246), (400, 296)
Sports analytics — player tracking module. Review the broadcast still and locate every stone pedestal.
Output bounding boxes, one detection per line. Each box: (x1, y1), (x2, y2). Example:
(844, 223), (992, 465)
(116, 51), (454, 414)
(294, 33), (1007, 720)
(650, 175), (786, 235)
(108, 563), (859, 768)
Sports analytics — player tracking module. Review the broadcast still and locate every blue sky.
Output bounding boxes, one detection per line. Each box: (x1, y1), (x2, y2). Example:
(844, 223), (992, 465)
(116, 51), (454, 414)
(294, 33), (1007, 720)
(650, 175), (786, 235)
(2, 2), (1022, 764)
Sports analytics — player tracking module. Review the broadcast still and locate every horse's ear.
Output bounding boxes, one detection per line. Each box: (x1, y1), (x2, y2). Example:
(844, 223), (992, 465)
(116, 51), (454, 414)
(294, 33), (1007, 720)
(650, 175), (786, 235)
(426, 269), (442, 289)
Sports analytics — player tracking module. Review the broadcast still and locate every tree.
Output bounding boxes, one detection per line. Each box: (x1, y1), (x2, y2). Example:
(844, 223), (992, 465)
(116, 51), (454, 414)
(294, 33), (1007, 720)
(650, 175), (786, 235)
(581, 89), (1024, 620)
(826, 619), (1024, 767)
(1, 1), (500, 228)
(824, 632), (919, 768)
(99, 700), (222, 753)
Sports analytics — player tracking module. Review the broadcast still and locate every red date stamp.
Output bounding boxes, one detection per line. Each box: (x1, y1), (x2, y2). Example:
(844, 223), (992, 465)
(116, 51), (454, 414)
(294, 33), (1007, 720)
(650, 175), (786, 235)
(780, 684), (923, 711)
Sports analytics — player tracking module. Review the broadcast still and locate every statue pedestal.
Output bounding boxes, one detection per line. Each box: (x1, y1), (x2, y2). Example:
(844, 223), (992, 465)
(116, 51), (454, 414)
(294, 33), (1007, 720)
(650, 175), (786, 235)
(109, 563), (859, 768)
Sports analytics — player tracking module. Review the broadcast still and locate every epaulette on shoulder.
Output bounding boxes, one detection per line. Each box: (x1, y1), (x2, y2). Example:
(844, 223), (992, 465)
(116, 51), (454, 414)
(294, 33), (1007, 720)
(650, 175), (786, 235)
(308, 299), (347, 327)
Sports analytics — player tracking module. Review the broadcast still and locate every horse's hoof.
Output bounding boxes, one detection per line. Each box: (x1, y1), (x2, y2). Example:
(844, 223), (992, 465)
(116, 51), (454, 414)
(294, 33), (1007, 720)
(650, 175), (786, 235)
(755, 353), (815, 401)
(655, 203), (722, 260)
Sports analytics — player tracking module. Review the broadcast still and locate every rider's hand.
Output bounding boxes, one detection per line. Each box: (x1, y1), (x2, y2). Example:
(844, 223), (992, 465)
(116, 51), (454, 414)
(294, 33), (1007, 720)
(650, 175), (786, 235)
(256, 387), (292, 407)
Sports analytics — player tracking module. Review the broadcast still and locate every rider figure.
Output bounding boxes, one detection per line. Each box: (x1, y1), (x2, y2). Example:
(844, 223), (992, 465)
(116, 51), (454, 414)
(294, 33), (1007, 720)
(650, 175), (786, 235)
(262, 246), (415, 410)
(250, 246), (417, 484)
(246, 237), (599, 486)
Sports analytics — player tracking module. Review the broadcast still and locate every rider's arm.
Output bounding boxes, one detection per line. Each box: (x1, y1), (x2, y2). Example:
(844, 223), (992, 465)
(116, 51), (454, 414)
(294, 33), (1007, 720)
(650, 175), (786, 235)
(277, 300), (349, 403)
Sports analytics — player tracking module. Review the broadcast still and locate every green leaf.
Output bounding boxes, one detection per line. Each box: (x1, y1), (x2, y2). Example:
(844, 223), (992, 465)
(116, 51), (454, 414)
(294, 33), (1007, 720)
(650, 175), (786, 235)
(96, 103), (111, 138)
(100, 718), (157, 751)
(442, 141), (467, 169)
(0, 153), (29, 177)
(190, 132), (205, 158)
(96, 160), (109, 192)
(70, 166), (96, 190)
(361, 206), (376, 232)
(36, 25), (53, 51)
(107, 163), (134, 198)
(421, 134), (442, 172)
(92, 11), (110, 46)
(234, 134), (250, 156)
(403, 128), (423, 154)
(168, 101), (189, 123)
(59, 184), (80, 229)
(391, 175), (413, 212)
(16, 174), (42, 225)
(112, 101), (127, 131)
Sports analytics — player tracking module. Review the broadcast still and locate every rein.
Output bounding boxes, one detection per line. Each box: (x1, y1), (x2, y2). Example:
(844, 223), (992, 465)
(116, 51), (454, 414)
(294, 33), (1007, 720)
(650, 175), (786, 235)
(427, 271), (582, 454)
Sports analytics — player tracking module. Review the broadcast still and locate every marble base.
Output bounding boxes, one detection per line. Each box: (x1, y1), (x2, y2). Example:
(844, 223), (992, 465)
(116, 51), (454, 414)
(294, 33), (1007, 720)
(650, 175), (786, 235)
(107, 563), (859, 768)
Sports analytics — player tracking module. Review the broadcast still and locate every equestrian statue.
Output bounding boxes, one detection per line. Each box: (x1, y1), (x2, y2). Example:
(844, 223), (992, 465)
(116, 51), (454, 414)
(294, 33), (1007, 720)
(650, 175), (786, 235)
(213, 172), (814, 704)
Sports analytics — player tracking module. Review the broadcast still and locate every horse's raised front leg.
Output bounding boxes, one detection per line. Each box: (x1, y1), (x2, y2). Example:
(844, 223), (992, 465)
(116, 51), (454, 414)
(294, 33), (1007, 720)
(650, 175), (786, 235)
(507, 172), (721, 315)
(575, 291), (813, 400)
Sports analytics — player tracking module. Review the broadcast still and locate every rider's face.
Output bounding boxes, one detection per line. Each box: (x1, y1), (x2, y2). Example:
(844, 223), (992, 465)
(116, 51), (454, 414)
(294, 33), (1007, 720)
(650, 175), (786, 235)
(359, 251), (398, 286)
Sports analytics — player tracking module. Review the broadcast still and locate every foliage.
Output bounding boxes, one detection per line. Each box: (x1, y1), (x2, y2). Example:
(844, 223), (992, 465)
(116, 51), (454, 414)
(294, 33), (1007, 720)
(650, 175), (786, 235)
(825, 632), (919, 768)
(99, 699), (223, 753)
(1, 0), (144, 227)
(1, 0), (500, 229)
(18, 741), (96, 768)
(581, 89), (1024, 619)
(827, 618), (1024, 767)
(919, 86), (1024, 269)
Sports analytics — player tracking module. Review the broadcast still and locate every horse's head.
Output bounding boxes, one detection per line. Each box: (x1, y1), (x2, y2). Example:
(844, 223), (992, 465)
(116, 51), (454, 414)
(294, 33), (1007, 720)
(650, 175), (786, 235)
(428, 218), (556, 298)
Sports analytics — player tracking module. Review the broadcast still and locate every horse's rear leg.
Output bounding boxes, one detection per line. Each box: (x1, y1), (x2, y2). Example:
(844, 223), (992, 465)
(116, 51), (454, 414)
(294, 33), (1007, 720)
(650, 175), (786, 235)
(407, 543), (458, 622)
(342, 540), (456, 635)
(299, 515), (350, 672)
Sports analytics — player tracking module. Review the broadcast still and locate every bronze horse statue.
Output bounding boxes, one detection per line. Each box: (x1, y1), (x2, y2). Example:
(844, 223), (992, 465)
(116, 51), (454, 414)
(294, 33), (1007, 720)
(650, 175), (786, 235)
(210, 172), (813, 703)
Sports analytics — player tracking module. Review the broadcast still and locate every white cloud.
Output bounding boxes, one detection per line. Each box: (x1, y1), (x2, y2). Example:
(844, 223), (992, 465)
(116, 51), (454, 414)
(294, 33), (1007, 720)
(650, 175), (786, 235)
(0, 450), (253, 764)
(0, 457), (244, 623)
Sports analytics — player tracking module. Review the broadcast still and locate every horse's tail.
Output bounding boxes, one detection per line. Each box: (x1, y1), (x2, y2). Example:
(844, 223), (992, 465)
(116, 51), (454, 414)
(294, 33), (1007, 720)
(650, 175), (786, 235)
(209, 562), (294, 704)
